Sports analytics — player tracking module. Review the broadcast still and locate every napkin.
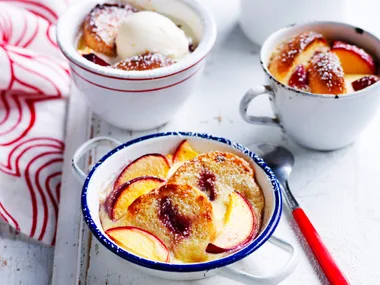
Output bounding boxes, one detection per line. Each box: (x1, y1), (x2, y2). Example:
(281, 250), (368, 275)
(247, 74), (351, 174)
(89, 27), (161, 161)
(0, 0), (71, 245)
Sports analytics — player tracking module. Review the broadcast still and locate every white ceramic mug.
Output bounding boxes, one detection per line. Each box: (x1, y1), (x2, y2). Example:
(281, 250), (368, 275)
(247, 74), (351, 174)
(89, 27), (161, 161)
(57, 0), (216, 131)
(72, 133), (299, 284)
(240, 21), (380, 151)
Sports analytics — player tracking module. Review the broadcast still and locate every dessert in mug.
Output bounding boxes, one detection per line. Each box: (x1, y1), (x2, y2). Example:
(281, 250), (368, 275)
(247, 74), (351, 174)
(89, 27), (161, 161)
(77, 3), (197, 71)
(99, 140), (265, 263)
(269, 31), (379, 94)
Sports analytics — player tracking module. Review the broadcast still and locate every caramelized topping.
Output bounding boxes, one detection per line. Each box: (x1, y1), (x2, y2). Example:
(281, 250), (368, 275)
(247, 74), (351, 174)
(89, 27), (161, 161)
(114, 52), (174, 71)
(272, 32), (326, 73)
(308, 51), (346, 94)
(269, 31), (379, 94)
(85, 4), (137, 46)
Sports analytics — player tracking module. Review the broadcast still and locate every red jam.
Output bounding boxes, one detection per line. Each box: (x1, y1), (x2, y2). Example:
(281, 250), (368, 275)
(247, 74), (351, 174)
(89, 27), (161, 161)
(159, 197), (191, 238)
(198, 169), (217, 201)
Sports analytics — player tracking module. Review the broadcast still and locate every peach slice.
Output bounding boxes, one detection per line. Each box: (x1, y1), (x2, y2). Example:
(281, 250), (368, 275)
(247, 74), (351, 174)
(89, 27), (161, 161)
(308, 51), (346, 94)
(288, 64), (308, 90)
(166, 154), (173, 167)
(268, 31), (328, 84)
(166, 140), (199, 177)
(114, 154), (170, 190)
(332, 41), (375, 74)
(351, 75), (379, 91)
(344, 74), (364, 93)
(106, 226), (169, 262)
(206, 191), (258, 253)
(173, 140), (199, 164)
(106, 176), (165, 220)
(82, 53), (110, 66)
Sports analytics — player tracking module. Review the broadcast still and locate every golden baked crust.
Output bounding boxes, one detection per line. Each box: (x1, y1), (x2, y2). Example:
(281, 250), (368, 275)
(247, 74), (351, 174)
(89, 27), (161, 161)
(127, 183), (215, 263)
(114, 52), (174, 71)
(308, 51), (346, 94)
(269, 31), (328, 84)
(83, 4), (136, 56)
(168, 151), (264, 234)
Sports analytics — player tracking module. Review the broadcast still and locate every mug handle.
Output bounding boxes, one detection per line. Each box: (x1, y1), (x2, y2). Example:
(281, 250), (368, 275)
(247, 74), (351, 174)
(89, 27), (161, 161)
(219, 235), (299, 285)
(72, 136), (121, 182)
(239, 86), (281, 127)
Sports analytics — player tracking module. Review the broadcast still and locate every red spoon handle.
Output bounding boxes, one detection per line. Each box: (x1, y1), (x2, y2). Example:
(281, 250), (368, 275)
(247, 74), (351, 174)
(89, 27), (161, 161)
(292, 208), (350, 285)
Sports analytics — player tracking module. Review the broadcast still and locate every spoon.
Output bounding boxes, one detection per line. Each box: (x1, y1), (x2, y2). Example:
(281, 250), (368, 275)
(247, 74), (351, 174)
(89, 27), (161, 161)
(260, 145), (350, 285)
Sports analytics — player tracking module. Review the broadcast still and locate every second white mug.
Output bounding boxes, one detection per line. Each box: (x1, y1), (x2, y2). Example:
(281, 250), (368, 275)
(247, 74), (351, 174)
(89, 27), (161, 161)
(240, 21), (380, 151)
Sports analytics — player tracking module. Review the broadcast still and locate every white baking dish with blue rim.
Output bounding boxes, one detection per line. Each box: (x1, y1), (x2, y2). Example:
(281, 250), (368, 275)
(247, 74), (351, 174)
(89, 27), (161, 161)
(72, 132), (299, 284)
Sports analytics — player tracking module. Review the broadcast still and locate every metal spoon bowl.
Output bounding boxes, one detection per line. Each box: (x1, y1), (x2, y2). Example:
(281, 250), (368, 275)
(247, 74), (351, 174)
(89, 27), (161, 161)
(260, 145), (350, 285)
(259, 145), (298, 210)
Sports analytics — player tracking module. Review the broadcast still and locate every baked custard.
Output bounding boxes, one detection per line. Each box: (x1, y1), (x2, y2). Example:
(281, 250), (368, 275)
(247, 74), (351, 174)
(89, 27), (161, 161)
(77, 3), (197, 71)
(268, 31), (379, 94)
(99, 140), (265, 263)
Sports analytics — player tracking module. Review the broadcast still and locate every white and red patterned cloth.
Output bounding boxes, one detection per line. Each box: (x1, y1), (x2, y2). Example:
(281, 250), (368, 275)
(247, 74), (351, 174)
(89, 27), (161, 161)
(0, 0), (72, 245)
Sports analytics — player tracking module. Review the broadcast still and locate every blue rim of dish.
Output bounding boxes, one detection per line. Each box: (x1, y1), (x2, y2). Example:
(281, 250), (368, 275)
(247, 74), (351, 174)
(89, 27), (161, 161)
(81, 132), (282, 272)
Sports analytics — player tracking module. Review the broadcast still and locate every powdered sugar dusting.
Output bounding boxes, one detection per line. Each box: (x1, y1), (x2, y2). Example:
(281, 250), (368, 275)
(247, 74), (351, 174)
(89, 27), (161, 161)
(311, 52), (344, 89)
(352, 75), (379, 91)
(299, 32), (322, 50)
(288, 64), (309, 90)
(356, 75), (379, 85)
(114, 52), (174, 71)
(278, 31), (325, 63)
(87, 4), (136, 46)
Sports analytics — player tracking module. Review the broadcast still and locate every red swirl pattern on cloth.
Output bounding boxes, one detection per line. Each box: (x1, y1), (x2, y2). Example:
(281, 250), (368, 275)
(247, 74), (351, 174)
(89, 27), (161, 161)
(0, 1), (72, 245)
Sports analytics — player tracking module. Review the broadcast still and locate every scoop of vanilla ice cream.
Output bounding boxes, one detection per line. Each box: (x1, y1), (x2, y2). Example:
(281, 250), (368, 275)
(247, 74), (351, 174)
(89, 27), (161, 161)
(116, 11), (190, 61)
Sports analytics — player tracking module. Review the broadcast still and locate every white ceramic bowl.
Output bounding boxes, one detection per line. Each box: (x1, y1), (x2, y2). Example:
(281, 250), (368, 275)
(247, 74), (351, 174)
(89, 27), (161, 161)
(72, 132), (299, 284)
(57, 0), (216, 130)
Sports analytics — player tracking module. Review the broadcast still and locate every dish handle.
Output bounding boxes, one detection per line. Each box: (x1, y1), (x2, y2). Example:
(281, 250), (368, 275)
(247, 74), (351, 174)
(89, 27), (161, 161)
(239, 86), (280, 127)
(72, 136), (121, 182)
(219, 235), (299, 285)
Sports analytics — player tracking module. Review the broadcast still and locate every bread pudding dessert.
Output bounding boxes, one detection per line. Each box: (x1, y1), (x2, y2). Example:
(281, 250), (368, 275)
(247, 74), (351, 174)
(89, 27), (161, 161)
(268, 31), (379, 94)
(77, 3), (197, 71)
(99, 140), (265, 263)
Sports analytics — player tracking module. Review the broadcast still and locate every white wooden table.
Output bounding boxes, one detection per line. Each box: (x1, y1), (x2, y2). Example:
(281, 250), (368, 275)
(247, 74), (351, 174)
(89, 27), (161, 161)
(1, 1), (380, 284)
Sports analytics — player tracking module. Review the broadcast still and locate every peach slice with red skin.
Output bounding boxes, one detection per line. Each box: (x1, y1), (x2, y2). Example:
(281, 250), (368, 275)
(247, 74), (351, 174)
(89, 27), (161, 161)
(268, 31), (328, 84)
(114, 153), (170, 190)
(166, 154), (173, 167)
(106, 226), (170, 262)
(167, 140), (199, 177)
(173, 140), (199, 164)
(206, 191), (258, 253)
(82, 53), (110, 66)
(332, 41), (375, 74)
(106, 176), (165, 220)
(288, 64), (308, 90)
(351, 75), (379, 91)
